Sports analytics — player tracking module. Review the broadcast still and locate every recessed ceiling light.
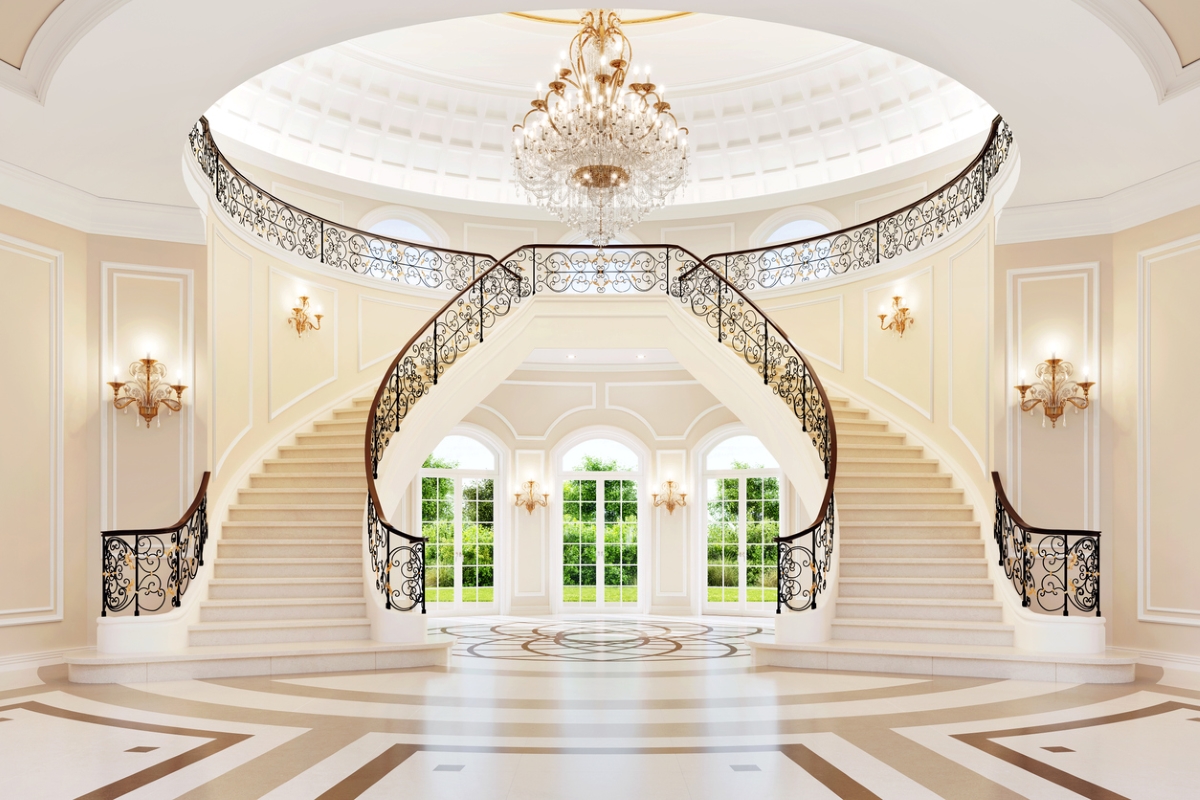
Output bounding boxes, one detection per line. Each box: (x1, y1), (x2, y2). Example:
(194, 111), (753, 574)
(636, 354), (646, 359)
(567, 354), (576, 359)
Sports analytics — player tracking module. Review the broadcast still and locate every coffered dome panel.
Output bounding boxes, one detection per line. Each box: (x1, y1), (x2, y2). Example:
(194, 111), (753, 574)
(206, 10), (994, 209)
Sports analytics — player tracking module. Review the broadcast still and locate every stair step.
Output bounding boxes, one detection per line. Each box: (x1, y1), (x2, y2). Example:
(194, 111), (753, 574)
(835, 597), (1004, 622)
(831, 419), (889, 432)
(838, 458), (941, 474)
(221, 522), (361, 540)
(840, 444), (925, 459)
(236, 488), (366, 505)
(836, 473), (954, 489)
(248, 473), (367, 489)
(278, 444), (362, 459)
(832, 408), (870, 420)
(840, 539), (985, 559)
(213, 558), (361, 579)
(838, 577), (995, 600)
(836, 522), (982, 539)
(217, 539), (361, 559)
(228, 504), (363, 522)
(350, 396), (373, 408)
(199, 598), (367, 623)
(838, 432), (908, 446)
(189, 617), (371, 647)
(837, 504), (975, 522)
(332, 408), (368, 421)
(836, 488), (964, 505)
(263, 458), (363, 474)
(295, 431), (365, 446)
(839, 558), (989, 579)
(208, 577), (363, 599)
(831, 618), (1014, 647)
(313, 419), (368, 433)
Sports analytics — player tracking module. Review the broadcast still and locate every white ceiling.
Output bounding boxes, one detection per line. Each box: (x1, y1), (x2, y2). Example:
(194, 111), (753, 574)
(1, 0), (1200, 234)
(206, 11), (994, 207)
(521, 348), (680, 367)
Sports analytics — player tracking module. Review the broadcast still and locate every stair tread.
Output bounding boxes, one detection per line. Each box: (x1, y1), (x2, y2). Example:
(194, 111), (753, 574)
(190, 617), (369, 632)
(840, 557), (988, 564)
(264, 458), (360, 463)
(837, 503), (974, 509)
(747, 636), (1137, 665)
(239, 488), (365, 494)
(209, 577), (361, 584)
(841, 538), (984, 545)
(222, 521), (362, 527)
(228, 504), (364, 510)
(839, 577), (993, 584)
(841, 458), (939, 464)
(65, 636), (453, 665)
(836, 597), (1001, 607)
(219, 539), (362, 546)
(832, 618), (1014, 631)
(200, 597), (365, 607)
(837, 488), (962, 494)
(213, 558), (361, 565)
(839, 521), (979, 527)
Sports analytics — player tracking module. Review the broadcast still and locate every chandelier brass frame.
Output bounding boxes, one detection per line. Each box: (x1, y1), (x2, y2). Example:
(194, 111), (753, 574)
(879, 296), (914, 338)
(512, 9), (690, 245)
(287, 295), (323, 337)
(108, 357), (187, 429)
(652, 480), (687, 515)
(514, 480), (550, 514)
(1014, 357), (1095, 428)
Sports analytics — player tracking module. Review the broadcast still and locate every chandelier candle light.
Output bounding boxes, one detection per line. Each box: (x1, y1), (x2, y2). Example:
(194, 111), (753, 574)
(108, 356), (187, 429)
(287, 295), (322, 337)
(1014, 356), (1095, 428)
(652, 480), (687, 514)
(515, 480), (550, 514)
(512, 9), (690, 246)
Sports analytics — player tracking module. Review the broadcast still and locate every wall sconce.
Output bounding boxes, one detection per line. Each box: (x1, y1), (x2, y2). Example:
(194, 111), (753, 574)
(652, 480), (687, 514)
(108, 356), (187, 429)
(287, 295), (323, 337)
(879, 296), (914, 338)
(514, 480), (549, 514)
(1014, 356), (1094, 428)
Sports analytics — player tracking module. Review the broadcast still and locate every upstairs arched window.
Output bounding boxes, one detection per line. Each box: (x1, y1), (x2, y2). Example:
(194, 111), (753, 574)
(750, 205), (842, 248)
(366, 217), (436, 244)
(764, 218), (831, 245)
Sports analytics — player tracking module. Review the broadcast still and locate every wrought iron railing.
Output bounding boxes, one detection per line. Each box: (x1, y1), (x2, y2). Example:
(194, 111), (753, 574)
(188, 118), (497, 291)
(992, 472), (1100, 617)
(101, 472), (210, 617)
(364, 245), (836, 614)
(710, 116), (1013, 290)
(189, 115), (1013, 293)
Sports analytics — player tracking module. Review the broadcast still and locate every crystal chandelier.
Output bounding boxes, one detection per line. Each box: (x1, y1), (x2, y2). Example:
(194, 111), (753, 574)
(512, 9), (690, 246)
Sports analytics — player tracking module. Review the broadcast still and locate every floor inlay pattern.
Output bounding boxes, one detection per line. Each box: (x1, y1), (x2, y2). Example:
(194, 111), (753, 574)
(437, 618), (765, 661)
(3, 615), (1199, 798)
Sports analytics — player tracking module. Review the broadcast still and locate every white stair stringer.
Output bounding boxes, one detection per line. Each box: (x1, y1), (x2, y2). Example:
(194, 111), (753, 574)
(69, 395), (451, 683)
(753, 395), (1135, 683)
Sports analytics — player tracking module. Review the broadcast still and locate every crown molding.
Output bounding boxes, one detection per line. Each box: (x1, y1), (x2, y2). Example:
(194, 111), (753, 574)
(0, 157), (204, 244)
(997, 157), (1200, 244)
(0, 0), (132, 104)
(1071, 0), (1200, 103)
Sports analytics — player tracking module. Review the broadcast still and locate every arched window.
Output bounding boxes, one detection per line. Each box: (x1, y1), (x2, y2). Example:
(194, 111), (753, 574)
(764, 218), (831, 245)
(702, 434), (782, 614)
(420, 434), (498, 612)
(559, 437), (641, 609)
(366, 217), (436, 244)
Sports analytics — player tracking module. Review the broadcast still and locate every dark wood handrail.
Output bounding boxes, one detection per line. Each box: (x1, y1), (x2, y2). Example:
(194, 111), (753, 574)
(991, 471), (1099, 538)
(101, 472), (211, 537)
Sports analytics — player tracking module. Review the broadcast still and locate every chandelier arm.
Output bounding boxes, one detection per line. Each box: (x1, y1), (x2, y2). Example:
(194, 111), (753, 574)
(113, 396), (138, 411)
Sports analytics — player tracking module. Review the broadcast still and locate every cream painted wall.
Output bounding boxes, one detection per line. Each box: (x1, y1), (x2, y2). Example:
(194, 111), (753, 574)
(997, 205), (1200, 662)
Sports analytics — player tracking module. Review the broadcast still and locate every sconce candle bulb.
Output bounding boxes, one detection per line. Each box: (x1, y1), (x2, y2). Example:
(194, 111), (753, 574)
(1014, 357), (1094, 428)
(287, 295), (323, 337)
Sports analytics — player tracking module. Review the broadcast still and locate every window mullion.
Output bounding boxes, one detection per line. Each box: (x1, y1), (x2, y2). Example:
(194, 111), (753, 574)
(454, 478), (464, 606)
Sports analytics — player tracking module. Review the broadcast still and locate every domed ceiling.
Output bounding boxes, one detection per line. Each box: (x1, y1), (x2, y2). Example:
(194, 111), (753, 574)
(206, 9), (994, 208)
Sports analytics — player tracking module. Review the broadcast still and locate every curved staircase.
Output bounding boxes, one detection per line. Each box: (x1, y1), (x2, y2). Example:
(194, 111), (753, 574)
(67, 396), (450, 683)
(753, 394), (1135, 683)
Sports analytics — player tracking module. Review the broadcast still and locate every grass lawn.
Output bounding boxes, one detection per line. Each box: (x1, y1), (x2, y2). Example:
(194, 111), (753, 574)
(561, 586), (638, 603)
(426, 587), (494, 603)
(706, 587), (778, 603)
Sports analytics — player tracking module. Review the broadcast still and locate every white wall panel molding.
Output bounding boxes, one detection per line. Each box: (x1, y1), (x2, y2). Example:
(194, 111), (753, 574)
(1137, 233), (1200, 626)
(659, 222), (735, 252)
(0, 234), (63, 627)
(1071, 0), (1200, 103)
(0, 157), (204, 243)
(654, 449), (689, 598)
(947, 227), (991, 474)
(100, 262), (195, 530)
(862, 266), (934, 420)
(1005, 262), (1099, 530)
(853, 182), (928, 224)
(267, 267), (339, 421)
(764, 294), (844, 371)
(463, 223), (537, 253)
(512, 449), (547, 598)
(0, 0), (132, 104)
(478, 380), (596, 441)
(604, 380), (723, 441)
(356, 293), (434, 371)
(997, 158), (1200, 244)
(210, 228), (254, 477)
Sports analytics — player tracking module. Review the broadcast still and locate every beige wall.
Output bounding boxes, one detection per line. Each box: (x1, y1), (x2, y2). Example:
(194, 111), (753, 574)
(997, 205), (1200, 660)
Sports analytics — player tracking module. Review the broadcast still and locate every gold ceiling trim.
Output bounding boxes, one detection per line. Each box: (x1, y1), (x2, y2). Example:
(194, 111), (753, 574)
(506, 10), (693, 26)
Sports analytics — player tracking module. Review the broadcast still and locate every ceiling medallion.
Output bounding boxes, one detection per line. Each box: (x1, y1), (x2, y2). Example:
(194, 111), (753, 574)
(512, 9), (690, 246)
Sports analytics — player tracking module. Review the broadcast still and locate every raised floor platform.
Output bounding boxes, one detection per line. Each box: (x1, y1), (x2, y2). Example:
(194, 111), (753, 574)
(748, 635), (1137, 683)
(64, 636), (454, 683)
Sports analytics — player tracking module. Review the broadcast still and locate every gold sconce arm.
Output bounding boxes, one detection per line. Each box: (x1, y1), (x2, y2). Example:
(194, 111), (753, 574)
(1014, 357), (1094, 428)
(514, 480), (550, 514)
(108, 357), (187, 429)
(288, 295), (323, 337)
(878, 296), (914, 338)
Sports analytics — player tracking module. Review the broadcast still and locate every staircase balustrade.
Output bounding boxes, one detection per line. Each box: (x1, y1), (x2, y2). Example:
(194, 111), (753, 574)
(101, 472), (210, 616)
(992, 472), (1101, 616)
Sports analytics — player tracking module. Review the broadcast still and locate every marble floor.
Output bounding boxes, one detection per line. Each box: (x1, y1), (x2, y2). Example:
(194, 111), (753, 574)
(2, 615), (1198, 799)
